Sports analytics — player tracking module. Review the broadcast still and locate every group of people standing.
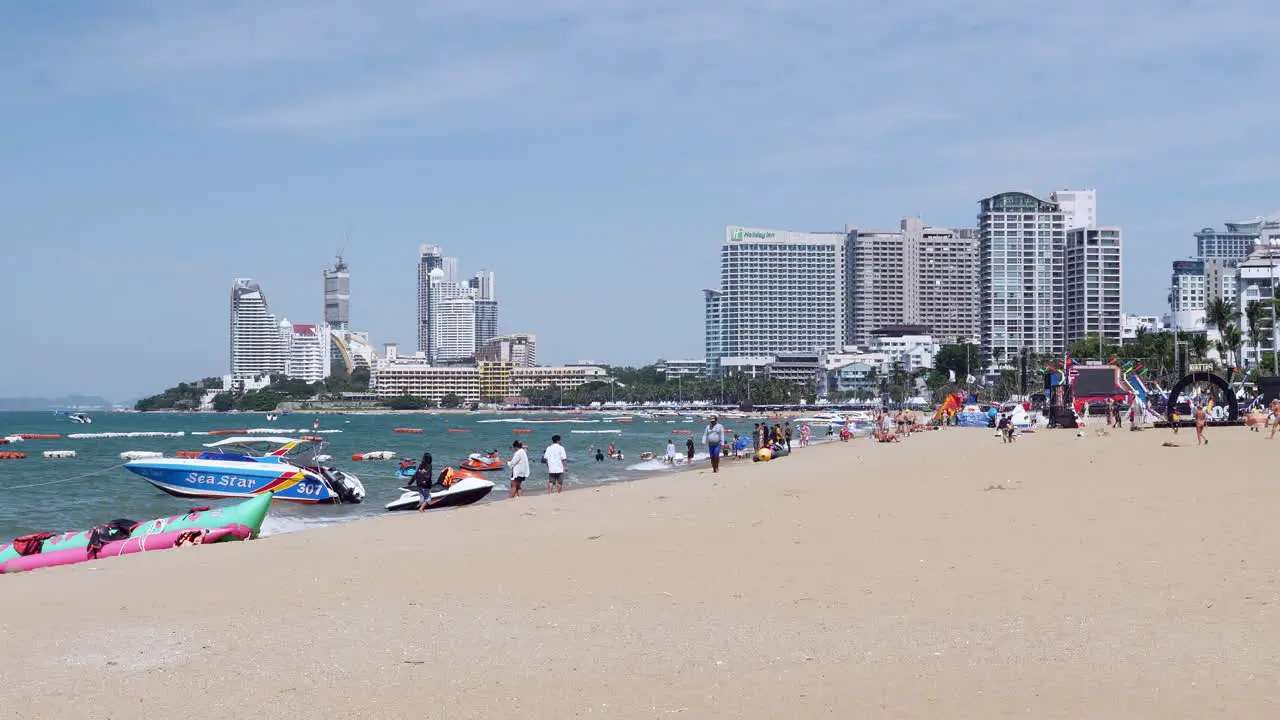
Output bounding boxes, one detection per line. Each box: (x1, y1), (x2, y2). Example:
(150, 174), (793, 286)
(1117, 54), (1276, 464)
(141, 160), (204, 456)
(750, 421), (792, 454)
(505, 435), (568, 498)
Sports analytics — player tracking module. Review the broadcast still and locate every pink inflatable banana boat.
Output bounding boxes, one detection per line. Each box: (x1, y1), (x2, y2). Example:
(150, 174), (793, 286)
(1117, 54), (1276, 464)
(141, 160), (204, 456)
(0, 526), (244, 574)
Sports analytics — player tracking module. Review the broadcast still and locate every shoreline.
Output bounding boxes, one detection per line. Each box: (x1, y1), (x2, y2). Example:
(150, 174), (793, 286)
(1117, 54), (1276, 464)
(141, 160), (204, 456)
(11, 426), (1273, 715)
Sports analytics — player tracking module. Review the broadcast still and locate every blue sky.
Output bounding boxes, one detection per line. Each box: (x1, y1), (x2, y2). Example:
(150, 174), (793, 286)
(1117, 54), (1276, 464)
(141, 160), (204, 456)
(3, 0), (1279, 400)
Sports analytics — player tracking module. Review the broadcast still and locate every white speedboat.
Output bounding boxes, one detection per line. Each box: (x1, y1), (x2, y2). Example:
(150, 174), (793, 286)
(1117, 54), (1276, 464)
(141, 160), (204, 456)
(792, 412), (847, 427)
(124, 436), (365, 504)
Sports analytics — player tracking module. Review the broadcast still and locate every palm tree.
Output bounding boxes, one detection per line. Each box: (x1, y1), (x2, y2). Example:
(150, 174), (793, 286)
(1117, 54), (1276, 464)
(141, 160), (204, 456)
(1205, 298), (1240, 336)
(1188, 333), (1210, 364)
(1245, 300), (1271, 370)
(1216, 325), (1244, 369)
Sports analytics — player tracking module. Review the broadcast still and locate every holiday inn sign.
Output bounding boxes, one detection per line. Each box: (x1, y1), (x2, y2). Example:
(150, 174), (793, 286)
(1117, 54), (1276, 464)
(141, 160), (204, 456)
(729, 228), (777, 240)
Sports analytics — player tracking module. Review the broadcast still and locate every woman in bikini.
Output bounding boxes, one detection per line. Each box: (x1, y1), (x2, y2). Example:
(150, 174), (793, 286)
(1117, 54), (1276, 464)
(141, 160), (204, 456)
(1194, 403), (1208, 445)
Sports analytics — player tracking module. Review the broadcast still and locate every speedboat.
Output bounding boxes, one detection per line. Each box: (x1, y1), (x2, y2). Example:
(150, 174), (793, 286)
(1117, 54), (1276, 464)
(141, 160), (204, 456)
(385, 470), (495, 511)
(54, 411), (92, 424)
(460, 451), (503, 472)
(792, 412), (847, 429)
(123, 436), (365, 504)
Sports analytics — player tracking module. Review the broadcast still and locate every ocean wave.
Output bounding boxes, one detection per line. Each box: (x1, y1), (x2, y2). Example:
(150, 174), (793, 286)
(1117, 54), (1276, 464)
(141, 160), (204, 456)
(626, 453), (710, 472)
(259, 514), (354, 538)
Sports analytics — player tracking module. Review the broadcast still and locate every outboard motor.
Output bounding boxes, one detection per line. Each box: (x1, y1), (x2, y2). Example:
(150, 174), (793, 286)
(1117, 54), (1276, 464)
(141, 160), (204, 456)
(318, 467), (365, 504)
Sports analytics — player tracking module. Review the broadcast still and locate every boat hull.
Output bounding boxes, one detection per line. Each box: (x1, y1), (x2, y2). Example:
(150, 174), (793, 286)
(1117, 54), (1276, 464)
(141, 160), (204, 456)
(125, 457), (338, 503)
(460, 461), (503, 472)
(0, 493), (272, 568)
(385, 478), (494, 511)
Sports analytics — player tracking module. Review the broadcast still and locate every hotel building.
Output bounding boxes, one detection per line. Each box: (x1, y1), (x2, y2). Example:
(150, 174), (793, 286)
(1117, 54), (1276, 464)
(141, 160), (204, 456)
(845, 218), (979, 345)
(704, 226), (846, 376)
(230, 278), (286, 381)
(372, 346), (607, 402)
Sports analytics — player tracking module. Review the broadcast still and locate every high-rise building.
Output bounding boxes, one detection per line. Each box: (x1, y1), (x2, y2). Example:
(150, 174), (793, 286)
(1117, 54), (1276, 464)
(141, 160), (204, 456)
(474, 300), (498, 349)
(469, 270), (498, 348)
(417, 245), (444, 354)
(977, 191), (1070, 360)
(230, 278), (285, 380)
(1235, 245), (1280, 365)
(1047, 189), (1097, 229)
(1168, 260), (1207, 331)
(279, 322), (331, 382)
(704, 226), (846, 376)
(433, 297), (477, 362)
(922, 227), (980, 345)
(703, 289), (724, 374)
(1064, 227), (1123, 347)
(1196, 218), (1264, 263)
(428, 271), (478, 363)
(476, 333), (537, 367)
(468, 269), (495, 299)
(442, 257), (459, 283)
(845, 218), (978, 346)
(322, 254), (350, 331)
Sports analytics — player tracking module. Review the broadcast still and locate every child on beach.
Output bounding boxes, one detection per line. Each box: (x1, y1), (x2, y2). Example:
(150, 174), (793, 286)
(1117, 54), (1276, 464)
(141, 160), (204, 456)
(685, 437), (695, 464)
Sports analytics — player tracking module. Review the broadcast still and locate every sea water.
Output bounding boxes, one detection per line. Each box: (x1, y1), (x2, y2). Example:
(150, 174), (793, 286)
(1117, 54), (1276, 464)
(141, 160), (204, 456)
(0, 411), (768, 538)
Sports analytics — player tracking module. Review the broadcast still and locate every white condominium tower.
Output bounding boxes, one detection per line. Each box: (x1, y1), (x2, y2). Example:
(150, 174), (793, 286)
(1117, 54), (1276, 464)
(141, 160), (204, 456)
(704, 226), (846, 376)
(978, 189), (1105, 361)
(428, 268), (479, 363)
(230, 278), (285, 380)
(845, 218), (979, 345)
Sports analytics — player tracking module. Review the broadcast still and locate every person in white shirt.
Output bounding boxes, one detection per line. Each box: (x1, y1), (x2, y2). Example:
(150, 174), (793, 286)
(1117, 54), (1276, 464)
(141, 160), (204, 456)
(543, 434), (568, 493)
(664, 439), (676, 464)
(702, 416), (726, 473)
(507, 440), (530, 498)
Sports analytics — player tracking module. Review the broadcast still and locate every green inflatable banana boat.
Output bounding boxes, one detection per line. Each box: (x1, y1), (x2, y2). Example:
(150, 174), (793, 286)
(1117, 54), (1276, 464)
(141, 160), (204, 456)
(0, 493), (273, 567)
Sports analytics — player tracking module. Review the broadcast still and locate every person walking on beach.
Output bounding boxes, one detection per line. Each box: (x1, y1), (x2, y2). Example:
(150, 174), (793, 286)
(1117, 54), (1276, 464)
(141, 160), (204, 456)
(544, 435), (568, 493)
(409, 452), (435, 512)
(800, 423), (811, 447)
(1268, 398), (1280, 439)
(1194, 403), (1208, 445)
(685, 436), (695, 464)
(507, 441), (529, 498)
(783, 421), (792, 453)
(665, 438), (677, 465)
(751, 423), (762, 453)
(703, 415), (725, 473)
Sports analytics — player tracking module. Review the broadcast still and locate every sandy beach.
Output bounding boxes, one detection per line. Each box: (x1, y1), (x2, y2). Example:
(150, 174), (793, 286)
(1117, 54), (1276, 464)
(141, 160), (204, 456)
(3, 423), (1279, 718)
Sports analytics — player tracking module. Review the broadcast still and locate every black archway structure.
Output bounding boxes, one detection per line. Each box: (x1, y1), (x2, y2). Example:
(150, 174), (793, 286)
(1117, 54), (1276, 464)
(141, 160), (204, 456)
(1165, 371), (1239, 424)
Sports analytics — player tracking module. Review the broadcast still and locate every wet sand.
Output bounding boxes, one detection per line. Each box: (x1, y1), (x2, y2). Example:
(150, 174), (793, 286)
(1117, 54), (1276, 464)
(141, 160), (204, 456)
(2, 423), (1279, 718)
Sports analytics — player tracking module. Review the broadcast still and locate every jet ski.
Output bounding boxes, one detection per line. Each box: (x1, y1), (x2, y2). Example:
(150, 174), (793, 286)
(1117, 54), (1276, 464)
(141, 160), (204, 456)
(460, 451), (503, 472)
(386, 469), (495, 511)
